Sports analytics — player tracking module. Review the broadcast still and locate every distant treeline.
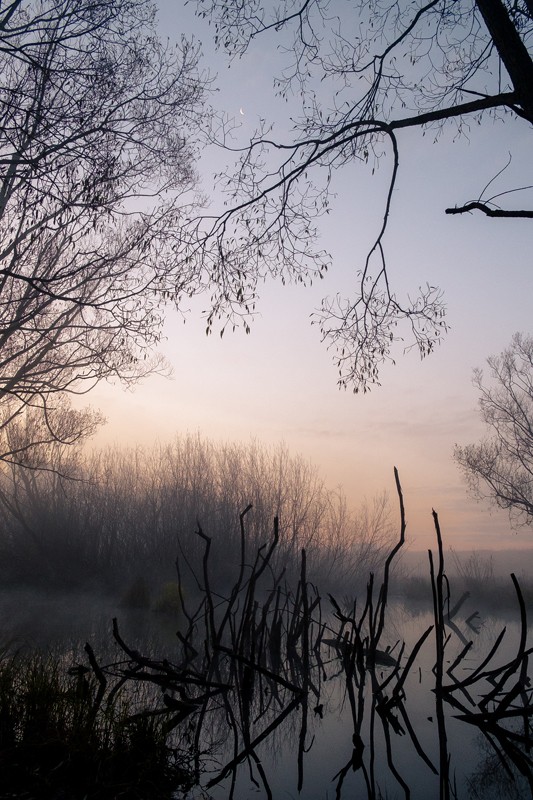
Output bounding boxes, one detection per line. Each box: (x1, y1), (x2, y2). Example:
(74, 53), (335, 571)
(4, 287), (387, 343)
(0, 435), (394, 594)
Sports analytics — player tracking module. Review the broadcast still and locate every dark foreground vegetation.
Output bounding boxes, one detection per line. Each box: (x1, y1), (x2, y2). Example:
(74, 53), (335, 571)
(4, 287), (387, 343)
(0, 646), (194, 799)
(1, 469), (533, 799)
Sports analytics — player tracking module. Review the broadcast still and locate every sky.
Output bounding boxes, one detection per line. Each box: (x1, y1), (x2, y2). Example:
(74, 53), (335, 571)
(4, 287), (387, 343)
(90, 0), (533, 553)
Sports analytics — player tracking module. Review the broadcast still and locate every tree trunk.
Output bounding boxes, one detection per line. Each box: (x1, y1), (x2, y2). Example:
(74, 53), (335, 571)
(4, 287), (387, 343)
(475, 0), (533, 122)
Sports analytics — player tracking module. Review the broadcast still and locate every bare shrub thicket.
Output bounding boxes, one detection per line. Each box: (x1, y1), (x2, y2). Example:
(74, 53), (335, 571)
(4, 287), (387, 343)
(0, 435), (394, 592)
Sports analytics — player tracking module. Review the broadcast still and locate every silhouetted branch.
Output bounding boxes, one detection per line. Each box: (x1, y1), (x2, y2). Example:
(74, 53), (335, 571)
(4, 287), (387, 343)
(445, 202), (533, 217)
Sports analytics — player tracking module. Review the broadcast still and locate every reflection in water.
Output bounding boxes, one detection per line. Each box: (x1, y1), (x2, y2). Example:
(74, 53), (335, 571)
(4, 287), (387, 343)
(2, 481), (533, 799)
(107, 486), (533, 799)
(467, 731), (530, 800)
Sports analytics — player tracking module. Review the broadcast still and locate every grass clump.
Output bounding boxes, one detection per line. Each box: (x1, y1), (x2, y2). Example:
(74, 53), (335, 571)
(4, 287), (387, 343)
(0, 648), (194, 799)
(153, 581), (182, 614)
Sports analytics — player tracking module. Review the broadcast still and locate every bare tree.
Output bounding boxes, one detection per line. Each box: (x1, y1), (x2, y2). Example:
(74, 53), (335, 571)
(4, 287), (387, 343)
(0, 434), (394, 588)
(186, 0), (533, 391)
(0, 0), (212, 462)
(455, 333), (533, 528)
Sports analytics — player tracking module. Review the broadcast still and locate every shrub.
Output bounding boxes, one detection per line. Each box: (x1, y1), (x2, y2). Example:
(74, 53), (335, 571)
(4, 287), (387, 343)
(0, 648), (193, 798)
(0, 434), (395, 596)
(153, 582), (182, 614)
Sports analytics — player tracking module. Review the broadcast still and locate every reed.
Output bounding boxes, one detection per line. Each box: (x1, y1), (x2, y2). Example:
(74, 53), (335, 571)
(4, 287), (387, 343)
(0, 645), (194, 798)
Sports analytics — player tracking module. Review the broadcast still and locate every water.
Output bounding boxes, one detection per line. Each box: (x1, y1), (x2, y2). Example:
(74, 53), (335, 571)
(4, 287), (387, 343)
(199, 604), (532, 799)
(1, 585), (531, 800)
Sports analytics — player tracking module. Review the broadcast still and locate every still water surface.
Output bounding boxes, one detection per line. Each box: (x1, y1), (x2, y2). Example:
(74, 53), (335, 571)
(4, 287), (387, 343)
(1, 587), (531, 799)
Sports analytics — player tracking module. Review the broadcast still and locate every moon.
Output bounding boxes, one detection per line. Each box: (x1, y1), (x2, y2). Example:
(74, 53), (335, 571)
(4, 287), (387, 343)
(239, 107), (245, 116)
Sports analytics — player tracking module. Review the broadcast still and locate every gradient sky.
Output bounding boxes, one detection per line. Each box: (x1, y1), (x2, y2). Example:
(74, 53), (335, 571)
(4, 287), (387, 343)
(90, 0), (533, 552)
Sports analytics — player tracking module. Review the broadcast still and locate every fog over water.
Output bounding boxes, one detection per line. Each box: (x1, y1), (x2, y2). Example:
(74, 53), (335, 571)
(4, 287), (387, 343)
(2, 571), (530, 799)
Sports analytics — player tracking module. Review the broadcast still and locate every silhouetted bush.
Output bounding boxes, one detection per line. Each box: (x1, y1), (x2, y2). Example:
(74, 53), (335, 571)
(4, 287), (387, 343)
(0, 435), (395, 595)
(153, 582), (182, 614)
(0, 648), (193, 799)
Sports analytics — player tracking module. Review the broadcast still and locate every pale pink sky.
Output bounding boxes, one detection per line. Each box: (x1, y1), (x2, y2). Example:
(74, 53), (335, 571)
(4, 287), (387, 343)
(89, 0), (533, 552)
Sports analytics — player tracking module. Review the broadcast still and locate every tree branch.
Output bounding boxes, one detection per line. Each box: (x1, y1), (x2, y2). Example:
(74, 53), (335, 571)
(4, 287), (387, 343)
(445, 202), (533, 218)
(389, 92), (519, 131)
